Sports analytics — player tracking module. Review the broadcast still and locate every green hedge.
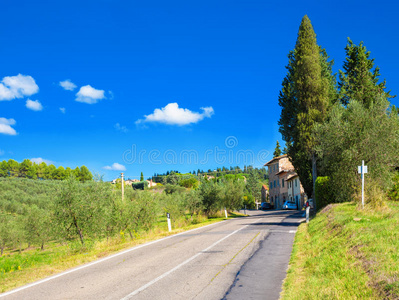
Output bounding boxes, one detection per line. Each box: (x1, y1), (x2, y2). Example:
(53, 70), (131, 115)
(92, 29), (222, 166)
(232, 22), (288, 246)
(315, 176), (333, 210)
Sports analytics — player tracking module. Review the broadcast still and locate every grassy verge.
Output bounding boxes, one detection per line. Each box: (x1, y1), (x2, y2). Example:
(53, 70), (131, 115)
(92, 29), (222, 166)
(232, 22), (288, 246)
(281, 201), (399, 299)
(0, 212), (244, 293)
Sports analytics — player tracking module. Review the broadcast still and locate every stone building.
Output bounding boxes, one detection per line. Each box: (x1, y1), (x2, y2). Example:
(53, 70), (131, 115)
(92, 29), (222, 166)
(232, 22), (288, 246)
(264, 154), (306, 209)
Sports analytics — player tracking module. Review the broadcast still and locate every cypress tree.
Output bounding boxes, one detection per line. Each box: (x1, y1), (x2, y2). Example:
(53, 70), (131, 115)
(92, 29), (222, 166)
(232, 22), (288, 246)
(339, 38), (394, 107)
(278, 15), (335, 201)
(273, 141), (282, 158)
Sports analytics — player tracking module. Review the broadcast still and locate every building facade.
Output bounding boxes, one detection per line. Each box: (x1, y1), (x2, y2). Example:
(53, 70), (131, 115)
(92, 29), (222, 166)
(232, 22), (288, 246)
(264, 154), (306, 210)
(287, 173), (307, 209)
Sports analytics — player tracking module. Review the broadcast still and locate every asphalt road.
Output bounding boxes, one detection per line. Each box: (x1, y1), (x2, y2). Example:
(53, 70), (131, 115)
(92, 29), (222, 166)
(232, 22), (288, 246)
(0, 210), (303, 300)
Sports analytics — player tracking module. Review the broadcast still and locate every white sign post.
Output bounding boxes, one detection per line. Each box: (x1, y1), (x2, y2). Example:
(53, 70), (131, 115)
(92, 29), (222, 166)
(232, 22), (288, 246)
(358, 160), (368, 209)
(167, 213), (172, 232)
(224, 207), (228, 219)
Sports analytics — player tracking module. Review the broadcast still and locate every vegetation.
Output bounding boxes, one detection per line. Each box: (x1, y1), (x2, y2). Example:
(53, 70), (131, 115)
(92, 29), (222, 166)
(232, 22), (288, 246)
(0, 159), (92, 182)
(273, 141), (282, 157)
(278, 15), (335, 200)
(315, 96), (399, 204)
(0, 176), (249, 292)
(282, 202), (399, 299)
(278, 15), (397, 210)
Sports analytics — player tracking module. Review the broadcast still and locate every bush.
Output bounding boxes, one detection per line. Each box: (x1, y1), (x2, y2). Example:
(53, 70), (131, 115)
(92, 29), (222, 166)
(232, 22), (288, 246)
(315, 176), (334, 210)
(131, 181), (148, 190)
(388, 172), (399, 201)
(179, 177), (199, 189)
(163, 184), (185, 194)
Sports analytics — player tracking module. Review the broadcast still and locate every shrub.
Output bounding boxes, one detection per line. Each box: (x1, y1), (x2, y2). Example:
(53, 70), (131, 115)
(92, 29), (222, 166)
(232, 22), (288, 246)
(315, 176), (334, 209)
(179, 177), (199, 189)
(131, 181), (148, 190)
(163, 184), (185, 194)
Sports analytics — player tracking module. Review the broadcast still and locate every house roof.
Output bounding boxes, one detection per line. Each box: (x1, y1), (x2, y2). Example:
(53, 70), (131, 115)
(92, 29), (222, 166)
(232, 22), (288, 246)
(275, 169), (291, 176)
(262, 184), (268, 190)
(286, 173), (299, 181)
(264, 154), (288, 166)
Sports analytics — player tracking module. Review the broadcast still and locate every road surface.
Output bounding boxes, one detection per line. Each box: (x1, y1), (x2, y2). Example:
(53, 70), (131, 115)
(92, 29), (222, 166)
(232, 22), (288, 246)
(0, 210), (303, 300)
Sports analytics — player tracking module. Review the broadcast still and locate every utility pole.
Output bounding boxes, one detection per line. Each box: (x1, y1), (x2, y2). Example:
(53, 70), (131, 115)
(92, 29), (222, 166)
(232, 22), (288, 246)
(121, 172), (124, 201)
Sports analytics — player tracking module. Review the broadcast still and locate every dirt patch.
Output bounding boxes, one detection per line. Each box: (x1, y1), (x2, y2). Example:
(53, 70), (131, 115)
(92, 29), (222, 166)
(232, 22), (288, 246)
(319, 204), (336, 215)
(349, 245), (399, 299)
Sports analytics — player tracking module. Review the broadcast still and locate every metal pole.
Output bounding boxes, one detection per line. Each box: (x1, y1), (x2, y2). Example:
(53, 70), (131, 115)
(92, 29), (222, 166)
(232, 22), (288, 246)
(306, 206), (310, 223)
(121, 172), (124, 202)
(362, 160), (364, 209)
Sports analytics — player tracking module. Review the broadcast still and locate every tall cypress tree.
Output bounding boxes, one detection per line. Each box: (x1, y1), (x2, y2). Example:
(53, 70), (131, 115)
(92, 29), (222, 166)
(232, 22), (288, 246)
(278, 15), (335, 200)
(339, 38), (394, 107)
(273, 141), (282, 158)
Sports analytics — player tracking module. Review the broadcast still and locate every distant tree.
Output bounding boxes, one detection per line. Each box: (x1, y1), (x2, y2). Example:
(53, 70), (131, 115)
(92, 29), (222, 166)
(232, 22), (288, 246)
(73, 167), (80, 178)
(19, 159), (32, 178)
(0, 161), (8, 177)
(46, 164), (56, 179)
(198, 180), (222, 215)
(65, 167), (72, 178)
(273, 141), (282, 157)
(53, 166), (66, 180)
(36, 162), (48, 179)
(79, 166), (92, 182)
(246, 169), (261, 202)
(166, 172), (179, 185)
(7, 159), (19, 177)
(140, 172), (144, 181)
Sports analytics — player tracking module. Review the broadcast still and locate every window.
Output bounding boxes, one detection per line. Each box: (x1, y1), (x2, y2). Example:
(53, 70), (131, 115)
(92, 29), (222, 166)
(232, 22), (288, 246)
(270, 182), (272, 190)
(282, 179), (285, 188)
(274, 180), (276, 188)
(295, 178), (298, 187)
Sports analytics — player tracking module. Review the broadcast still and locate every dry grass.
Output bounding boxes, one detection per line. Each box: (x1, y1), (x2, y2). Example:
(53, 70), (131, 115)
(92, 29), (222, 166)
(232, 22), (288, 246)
(0, 213), (244, 293)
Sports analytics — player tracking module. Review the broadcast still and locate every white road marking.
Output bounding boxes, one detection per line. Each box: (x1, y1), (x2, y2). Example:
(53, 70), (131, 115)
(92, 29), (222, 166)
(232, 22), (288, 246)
(0, 220), (226, 298)
(120, 218), (262, 300)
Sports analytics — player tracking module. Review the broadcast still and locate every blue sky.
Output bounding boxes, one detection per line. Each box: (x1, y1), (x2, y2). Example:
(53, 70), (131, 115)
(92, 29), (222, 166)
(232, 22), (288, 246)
(0, 0), (398, 180)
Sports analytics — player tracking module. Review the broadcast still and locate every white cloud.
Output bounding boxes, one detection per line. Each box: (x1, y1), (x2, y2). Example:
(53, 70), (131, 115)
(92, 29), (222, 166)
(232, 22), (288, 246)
(26, 99), (43, 111)
(60, 107), (66, 114)
(136, 103), (214, 126)
(59, 79), (77, 91)
(114, 123), (128, 133)
(103, 163), (126, 171)
(31, 157), (54, 165)
(0, 74), (39, 101)
(0, 118), (17, 135)
(76, 85), (105, 104)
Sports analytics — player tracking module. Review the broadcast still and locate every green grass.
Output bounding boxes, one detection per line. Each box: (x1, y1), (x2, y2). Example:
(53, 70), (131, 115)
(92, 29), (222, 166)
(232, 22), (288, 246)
(0, 212), (243, 293)
(281, 201), (399, 299)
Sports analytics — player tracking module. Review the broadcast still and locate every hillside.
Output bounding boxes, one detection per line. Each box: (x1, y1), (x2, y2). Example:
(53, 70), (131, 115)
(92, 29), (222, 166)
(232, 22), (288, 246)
(282, 202), (399, 299)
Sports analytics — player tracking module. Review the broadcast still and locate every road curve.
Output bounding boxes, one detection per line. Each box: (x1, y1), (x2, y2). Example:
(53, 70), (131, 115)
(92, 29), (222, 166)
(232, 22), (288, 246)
(0, 210), (302, 300)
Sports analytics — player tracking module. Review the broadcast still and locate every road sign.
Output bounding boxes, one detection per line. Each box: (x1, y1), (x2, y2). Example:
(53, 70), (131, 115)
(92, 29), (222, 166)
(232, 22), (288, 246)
(358, 161), (368, 209)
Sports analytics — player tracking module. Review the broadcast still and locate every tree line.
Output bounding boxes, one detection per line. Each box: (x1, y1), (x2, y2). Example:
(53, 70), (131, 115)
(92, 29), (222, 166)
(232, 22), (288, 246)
(0, 159), (93, 182)
(278, 15), (399, 207)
